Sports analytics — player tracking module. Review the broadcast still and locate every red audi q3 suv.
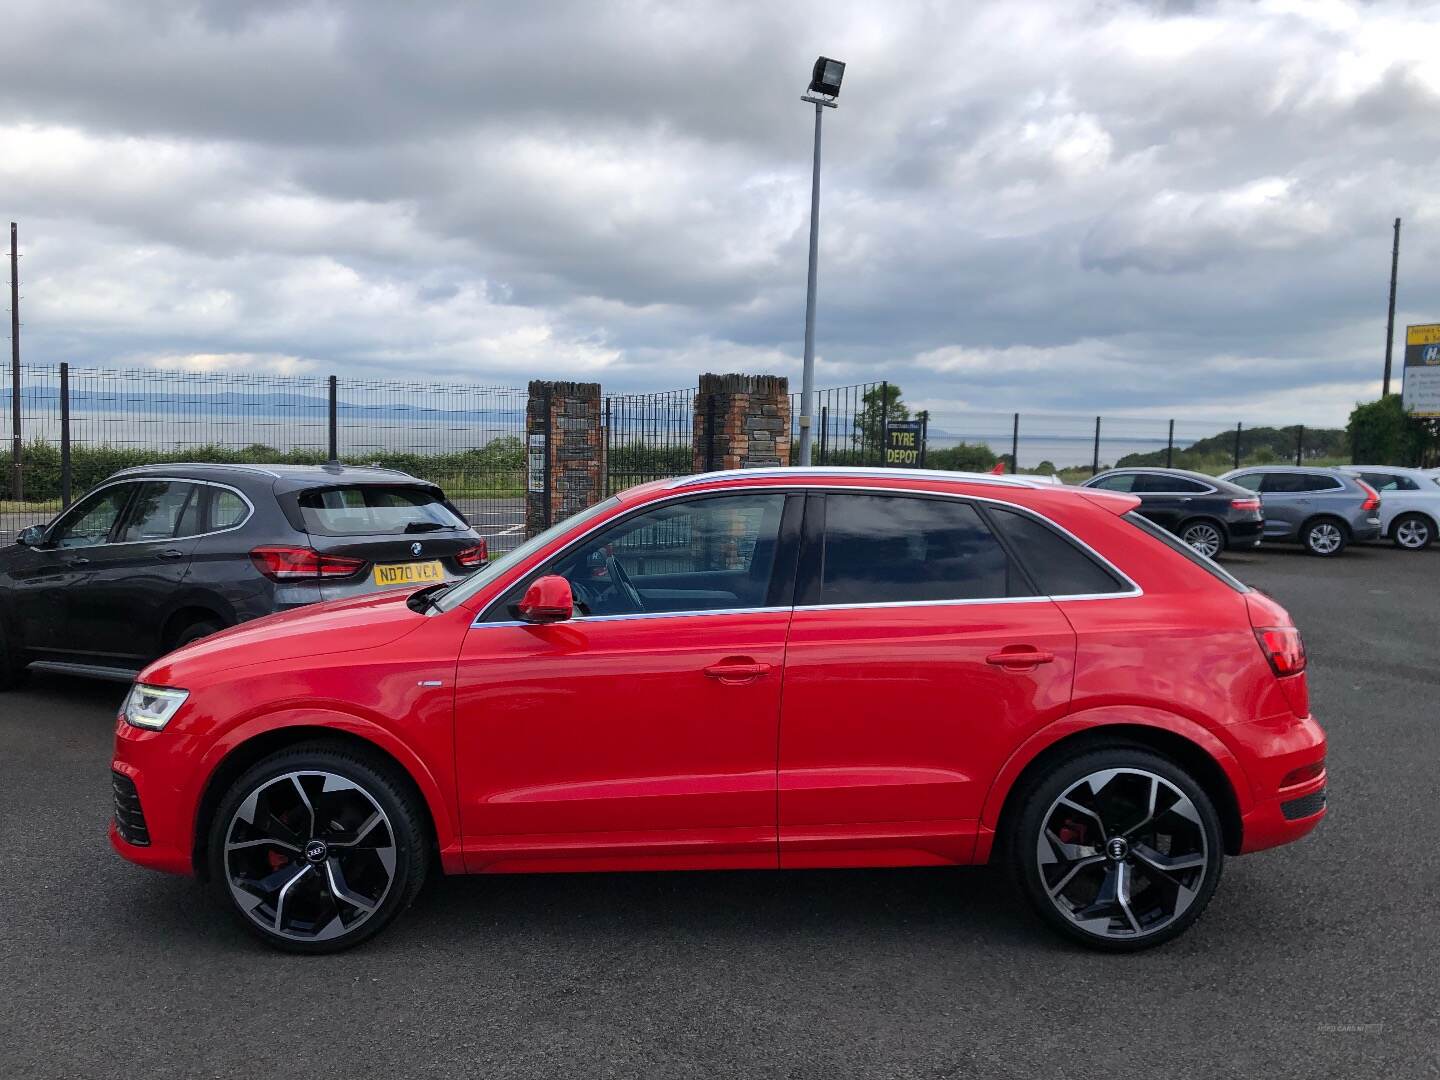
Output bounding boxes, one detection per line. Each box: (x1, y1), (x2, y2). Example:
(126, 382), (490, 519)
(110, 468), (1327, 952)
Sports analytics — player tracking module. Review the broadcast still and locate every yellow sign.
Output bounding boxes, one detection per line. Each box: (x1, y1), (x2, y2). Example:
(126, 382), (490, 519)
(372, 560), (444, 587)
(1405, 324), (1440, 346)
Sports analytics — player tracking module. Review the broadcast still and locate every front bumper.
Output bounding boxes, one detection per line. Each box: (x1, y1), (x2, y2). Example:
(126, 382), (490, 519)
(110, 718), (205, 876)
(1227, 711), (1328, 854)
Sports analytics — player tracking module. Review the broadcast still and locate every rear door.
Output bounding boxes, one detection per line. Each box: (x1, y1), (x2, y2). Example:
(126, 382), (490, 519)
(1129, 473), (1210, 531)
(66, 480), (206, 663)
(777, 492), (1080, 868)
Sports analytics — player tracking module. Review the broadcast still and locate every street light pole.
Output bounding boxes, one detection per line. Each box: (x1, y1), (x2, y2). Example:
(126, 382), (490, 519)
(796, 57), (844, 467)
(798, 99), (826, 466)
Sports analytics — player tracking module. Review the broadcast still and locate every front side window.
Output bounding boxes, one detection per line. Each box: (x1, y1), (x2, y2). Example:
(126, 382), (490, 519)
(814, 494), (1029, 605)
(494, 492), (787, 620)
(297, 486), (467, 537)
(1358, 471), (1416, 492)
(118, 482), (201, 542)
(49, 485), (133, 549)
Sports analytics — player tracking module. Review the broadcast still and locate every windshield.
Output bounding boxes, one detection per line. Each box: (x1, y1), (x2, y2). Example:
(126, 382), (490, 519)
(430, 496), (622, 612)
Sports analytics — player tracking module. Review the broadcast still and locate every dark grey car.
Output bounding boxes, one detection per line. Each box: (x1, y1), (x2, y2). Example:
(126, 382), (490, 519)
(1081, 467), (1264, 558)
(0, 463), (487, 684)
(1219, 466), (1381, 557)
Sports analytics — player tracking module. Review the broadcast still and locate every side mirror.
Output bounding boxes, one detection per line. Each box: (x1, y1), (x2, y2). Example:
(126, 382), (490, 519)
(517, 575), (574, 624)
(16, 525), (44, 547)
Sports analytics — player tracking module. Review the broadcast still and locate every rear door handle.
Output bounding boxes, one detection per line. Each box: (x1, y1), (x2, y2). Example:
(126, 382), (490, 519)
(66, 556), (91, 567)
(703, 657), (774, 683)
(156, 549), (186, 560)
(986, 647), (1055, 669)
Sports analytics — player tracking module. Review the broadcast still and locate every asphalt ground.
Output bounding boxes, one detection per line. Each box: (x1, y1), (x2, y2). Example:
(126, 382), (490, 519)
(1, 542), (1437, 1079)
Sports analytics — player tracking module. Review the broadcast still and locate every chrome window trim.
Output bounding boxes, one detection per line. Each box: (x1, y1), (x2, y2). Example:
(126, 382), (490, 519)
(669, 466), (1048, 490)
(44, 477), (257, 548)
(469, 483), (1141, 628)
(1086, 470), (1217, 496)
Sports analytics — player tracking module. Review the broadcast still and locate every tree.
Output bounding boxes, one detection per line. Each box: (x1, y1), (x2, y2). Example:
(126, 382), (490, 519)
(1347, 394), (1439, 466)
(853, 384), (909, 453)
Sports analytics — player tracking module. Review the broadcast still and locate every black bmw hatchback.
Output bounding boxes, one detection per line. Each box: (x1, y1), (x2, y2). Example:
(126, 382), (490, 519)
(1081, 466), (1264, 557)
(0, 463), (487, 686)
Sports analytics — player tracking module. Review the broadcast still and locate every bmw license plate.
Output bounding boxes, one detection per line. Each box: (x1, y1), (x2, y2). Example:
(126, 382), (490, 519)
(372, 560), (444, 587)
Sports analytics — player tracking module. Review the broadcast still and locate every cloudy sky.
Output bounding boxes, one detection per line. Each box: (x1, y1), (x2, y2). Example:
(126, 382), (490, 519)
(2, 0), (1438, 427)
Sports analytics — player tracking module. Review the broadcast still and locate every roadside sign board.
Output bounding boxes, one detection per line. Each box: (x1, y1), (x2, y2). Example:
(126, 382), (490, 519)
(1403, 323), (1440, 417)
(884, 420), (924, 467)
(526, 434), (546, 493)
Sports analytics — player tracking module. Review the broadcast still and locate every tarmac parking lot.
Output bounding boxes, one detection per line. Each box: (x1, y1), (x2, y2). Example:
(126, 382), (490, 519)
(2, 544), (1437, 1079)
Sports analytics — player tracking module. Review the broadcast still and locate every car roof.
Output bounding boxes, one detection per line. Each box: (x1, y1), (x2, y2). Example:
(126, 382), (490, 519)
(108, 462), (428, 489)
(1090, 466), (1217, 482)
(667, 466), (1050, 490)
(1222, 465), (1348, 475)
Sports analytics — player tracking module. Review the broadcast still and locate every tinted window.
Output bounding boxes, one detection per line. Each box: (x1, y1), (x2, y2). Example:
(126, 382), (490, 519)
(209, 489), (250, 530)
(986, 506), (1127, 596)
(1132, 474), (1208, 494)
(118, 482), (200, 542)
(1298, 473), (1344, 492)
(815, 494), (1029, 605)
(1229, 473), (1263, 492)
(500, 493), (786, 619)
(1260, 473), (1307, 493)
(1357, 472), (1416, 492)
(1089, 474), (1134, 492)
(49, 485), (132, 548)
(297, 486), (466, 536)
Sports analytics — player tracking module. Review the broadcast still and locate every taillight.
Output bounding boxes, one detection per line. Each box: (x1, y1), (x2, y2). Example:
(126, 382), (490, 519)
(249, 545), (365, 581)
(1230, 497), (1261, 512)
(1356, 479), (1380, 512)
(1254, 626), (1306, 676)
(455, 540), (488, 568)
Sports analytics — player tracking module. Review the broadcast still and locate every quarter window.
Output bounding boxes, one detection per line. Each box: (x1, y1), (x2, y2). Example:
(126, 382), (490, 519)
(813, 494), (1029, 605)
(986, 506), (1127, 596)
(209, 489), (250, 530)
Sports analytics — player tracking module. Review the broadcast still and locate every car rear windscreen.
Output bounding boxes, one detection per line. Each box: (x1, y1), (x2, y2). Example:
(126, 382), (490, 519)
(297, 486), (467, 536)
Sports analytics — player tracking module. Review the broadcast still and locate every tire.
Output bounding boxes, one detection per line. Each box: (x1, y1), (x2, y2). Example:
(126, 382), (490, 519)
(1391, 512), (1434, 551)
(1301, 518), (1347, 557)
(1178, 518), (1226, 559)
(206, 741), (430, 954)
(169, 618), (224, 651)
(1007, 744), (1224, 952)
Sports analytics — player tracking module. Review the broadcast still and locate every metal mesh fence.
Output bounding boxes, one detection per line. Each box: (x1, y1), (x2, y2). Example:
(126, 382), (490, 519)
(603, 389), (694, 494)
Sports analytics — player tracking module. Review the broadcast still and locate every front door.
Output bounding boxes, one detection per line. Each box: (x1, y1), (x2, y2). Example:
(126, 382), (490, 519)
(454, 490), (799, 872)
(778, 492), (1079, 868)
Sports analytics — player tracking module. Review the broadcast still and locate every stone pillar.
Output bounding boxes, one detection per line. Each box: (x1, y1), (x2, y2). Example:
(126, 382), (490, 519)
(525, 380), (602, 537)
(692, 373), (791, 474)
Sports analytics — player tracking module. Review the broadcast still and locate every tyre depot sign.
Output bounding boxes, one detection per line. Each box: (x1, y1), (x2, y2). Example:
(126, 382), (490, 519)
(884, 420), (925, 467)
(1403, 324), (1440, 417)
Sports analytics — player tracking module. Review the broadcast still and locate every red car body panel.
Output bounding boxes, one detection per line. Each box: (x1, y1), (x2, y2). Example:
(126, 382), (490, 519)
(111, 471), (1327, 882)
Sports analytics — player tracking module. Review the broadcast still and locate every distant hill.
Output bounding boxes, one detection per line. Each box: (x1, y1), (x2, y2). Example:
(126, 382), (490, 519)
(1116, 424), (1347, 470)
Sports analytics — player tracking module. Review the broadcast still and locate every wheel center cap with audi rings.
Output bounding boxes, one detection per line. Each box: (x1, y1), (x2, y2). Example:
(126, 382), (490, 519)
(1106, 837), (1130, 861)
(304, 840), (329, 864)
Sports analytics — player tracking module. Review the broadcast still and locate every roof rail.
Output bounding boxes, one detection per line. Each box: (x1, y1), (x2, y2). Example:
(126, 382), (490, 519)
(110, 462), (284, 479)
(667, 466), (1050, 490)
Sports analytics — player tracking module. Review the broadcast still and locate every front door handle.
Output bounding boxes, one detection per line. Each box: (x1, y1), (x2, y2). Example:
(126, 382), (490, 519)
(703, 657), (774, 683)
(66, 556), (91, 568)
(156, 549), (186, 560)
(986, 646), (1055, 670)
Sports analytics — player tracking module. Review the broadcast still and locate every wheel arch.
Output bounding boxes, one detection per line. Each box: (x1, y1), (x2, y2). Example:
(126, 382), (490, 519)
(159, 603), (231, 651)
(190, 718), (457, 880)
(1390, 508), (1437, 538)
(981, 714), (1248, 860)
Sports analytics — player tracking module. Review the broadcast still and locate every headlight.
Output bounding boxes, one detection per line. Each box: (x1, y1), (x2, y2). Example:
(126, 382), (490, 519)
(123, 684), (190, 730)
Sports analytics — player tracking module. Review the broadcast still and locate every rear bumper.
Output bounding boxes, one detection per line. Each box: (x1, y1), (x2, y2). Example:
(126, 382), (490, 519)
(1227, 519), (1264, 546)
(1352, 518), (1382, 542)
(1228, 711), (1328, 854)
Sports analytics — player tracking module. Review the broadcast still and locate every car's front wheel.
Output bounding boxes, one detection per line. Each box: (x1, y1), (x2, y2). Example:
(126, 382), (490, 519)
(207, 742), (429, 953)
(1391, 513), (1434, 551)
(1008, 745), (1224, 951)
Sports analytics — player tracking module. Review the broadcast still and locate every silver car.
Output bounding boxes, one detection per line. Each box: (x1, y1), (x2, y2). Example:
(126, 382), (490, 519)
(1341, 465), (1440, 550)
(1219, 466), (1381, 557)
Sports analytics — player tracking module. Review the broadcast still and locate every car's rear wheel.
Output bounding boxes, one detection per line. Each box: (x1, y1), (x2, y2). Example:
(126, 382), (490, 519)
(1302, 518), (1347, 557)
(1008, 746), (1224, 951)
(1391, 513), (1434, 551)
(207, 742), (429, 953)
(170, 618), (224, 650)
(1178, 519), (1226, 559)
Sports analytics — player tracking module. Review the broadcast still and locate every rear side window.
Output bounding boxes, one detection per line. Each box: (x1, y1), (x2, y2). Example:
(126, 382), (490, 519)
(1123, 511), (1249, 593)
(1089, 474), (1135, 492)
(297, 486), (467, 537)
(1357, 471), (1415, 492)
(814, 494), (1031, 605)
(986, 506), (1128, 596)
(1299, 474), (1344, 492)
(1229, 473), (1263, 492)
(118, 482), (201, 542)
(1132, 474), (1209, 494)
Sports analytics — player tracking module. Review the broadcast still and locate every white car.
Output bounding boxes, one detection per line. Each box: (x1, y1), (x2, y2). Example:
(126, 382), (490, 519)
(1341, 465), (1440, 550)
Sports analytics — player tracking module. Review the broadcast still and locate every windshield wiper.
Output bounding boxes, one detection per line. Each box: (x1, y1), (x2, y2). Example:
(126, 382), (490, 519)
(402, 521), (452, 533)
(406, 582), (453, 613)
